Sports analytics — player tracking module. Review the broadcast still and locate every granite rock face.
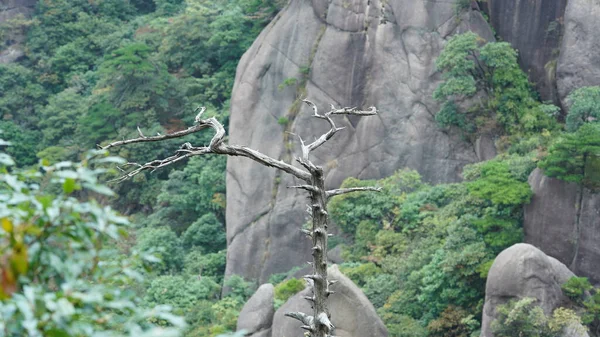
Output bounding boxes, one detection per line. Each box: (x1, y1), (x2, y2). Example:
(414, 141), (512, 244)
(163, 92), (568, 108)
(485, 0), (567, 102)
(524, 168), (600, 284)
(0, 0), (36, 64)
(225, 0), (494, 284)
(480, 243), (578, 337)
(236, 283), (275, 337)
(0, 0), (35, 23)
(271, 265), (387, 337)
(557, 0), (600, 107)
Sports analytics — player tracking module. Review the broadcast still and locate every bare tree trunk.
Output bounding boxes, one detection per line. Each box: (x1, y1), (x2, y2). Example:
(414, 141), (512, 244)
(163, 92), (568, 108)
(309, 167), (333, 337)
(101, 101), (380, 337)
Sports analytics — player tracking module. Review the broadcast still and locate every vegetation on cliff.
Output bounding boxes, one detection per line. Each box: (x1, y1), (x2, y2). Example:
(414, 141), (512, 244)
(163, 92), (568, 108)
(1, 0), (599, 336)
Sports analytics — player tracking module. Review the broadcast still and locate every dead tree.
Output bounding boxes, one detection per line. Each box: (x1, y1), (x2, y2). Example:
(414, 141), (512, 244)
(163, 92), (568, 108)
(101, 100), (380, 337)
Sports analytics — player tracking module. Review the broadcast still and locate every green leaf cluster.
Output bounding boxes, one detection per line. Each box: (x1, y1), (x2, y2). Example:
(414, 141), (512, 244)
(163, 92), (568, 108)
(330, 157), (534, 333)
(491, 298), (583, 337)
(539, 123), (600, 189)
(561, 277), (600, 333)
(434, 32), (558, 136)
(0, 150), (186, 336)
(566, 86), (600, 132)
(274, 278), (306, 303)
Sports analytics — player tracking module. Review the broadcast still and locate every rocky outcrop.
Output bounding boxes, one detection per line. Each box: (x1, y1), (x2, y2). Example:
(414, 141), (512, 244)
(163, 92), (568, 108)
(480, 243), (580, 337)
(525, 168), (600, 284)
(485, 0), (567, 102)
(557, 0), (600, 107)
(482, 0), (600, 106)
(0, 0), (36, 64)
(225, 0), (495, 284)
(236, 284), (275, 337)
(0, 0), (35, 23)
(271, 265), (387, 337)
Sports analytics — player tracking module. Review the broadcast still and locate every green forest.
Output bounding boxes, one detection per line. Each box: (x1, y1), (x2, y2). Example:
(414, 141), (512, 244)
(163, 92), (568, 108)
(1, 0), (599, 336)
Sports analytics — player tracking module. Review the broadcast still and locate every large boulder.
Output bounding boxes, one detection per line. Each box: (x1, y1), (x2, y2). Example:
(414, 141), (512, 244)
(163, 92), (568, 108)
(271, 265), (387, 337)
(557, 0), (600, 107)
(524, 169), (600, 284)
(236, 283), (275, 337)
(225, 0), (495, 283)
(485, 0), (567, 102)
(480, 243), (576, 337)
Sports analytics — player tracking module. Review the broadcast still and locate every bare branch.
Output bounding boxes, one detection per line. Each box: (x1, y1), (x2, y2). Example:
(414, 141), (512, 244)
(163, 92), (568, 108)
(136, 126), (145, 138)
(194, 106), (207, 123)
(100, 122), (211, 150)
(219, 145), (310, 181)
(316, 312), (335, 333)
(109, 148), (210, 183)
(326, 186), (382, 199)
(285, 312), (314, 327)
(288, 184), (319, 193)
(302, 100), (344, 156)
(329, 104), (378, 116)
(300, 100), (378, 160)
(102, 115), (311, 182)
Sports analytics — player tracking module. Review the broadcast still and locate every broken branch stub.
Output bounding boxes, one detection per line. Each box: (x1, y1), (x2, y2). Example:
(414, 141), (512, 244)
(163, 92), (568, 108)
(101, 101), (380, 337)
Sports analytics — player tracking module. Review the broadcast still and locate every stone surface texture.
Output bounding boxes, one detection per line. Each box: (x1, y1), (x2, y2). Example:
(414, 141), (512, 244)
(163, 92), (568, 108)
(271, 265), (387, 337)
(480, 243), (582, 337)
(557, 0), (600, 107)
(236, 283), (275, 336)
(525, 169), (600, 284)
(225, 0), (494, 284)
(0, 0), (36, 64)
(486, 0), (567, 102)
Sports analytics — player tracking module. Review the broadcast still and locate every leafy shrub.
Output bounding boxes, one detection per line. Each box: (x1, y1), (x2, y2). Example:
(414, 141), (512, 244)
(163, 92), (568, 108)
(224, 275), (256, 302)
(467, 161), (532, 206)
(384, 314), (427, 337)
(363, 274), (399, 308)
(277, 116), (289, 125)
(491, 297), (582, 337)
(184, 250), (227, 282)
(144, 275), (221, 310)
(434, 32), (557, 135)
(211, 297), (245, 332)
(274, 278), (305, 303)
(566, 86), (600, 132)
(0, 121), (42, 166)
(339, 262), (381, 287)
(427, 306), (475, 337)
(539, 123), (600, 189)
(136, 226), (185, 274)
(562, 277), (593, 302)
(147, 155), (226, 233)
(0, 151), (185, 335)
(330, 169), (422, 236)
(182, 213), (226, 253)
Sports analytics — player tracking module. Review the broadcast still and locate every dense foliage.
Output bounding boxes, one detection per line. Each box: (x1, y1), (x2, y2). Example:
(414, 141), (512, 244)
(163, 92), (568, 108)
(434, 32), (557, 137)
(0, 0), (282, 336)
(491, 298), (582, 337)
(539, 87), (600, 190)
(2, 4), (599, 337)
(330, 162), (532, 336)
(0, 150), (186, 336)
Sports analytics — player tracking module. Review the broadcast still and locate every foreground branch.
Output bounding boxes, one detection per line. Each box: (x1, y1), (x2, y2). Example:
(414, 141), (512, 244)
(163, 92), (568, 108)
(326, 186), (382, 199)
(299, 101), (379, 161)
(102, 115), (311, 182)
